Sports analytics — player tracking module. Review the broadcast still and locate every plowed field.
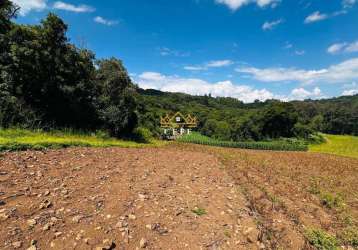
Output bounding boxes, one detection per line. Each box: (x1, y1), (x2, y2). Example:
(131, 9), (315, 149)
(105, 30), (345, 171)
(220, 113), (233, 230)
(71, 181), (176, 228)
(1, 144), (357, 249)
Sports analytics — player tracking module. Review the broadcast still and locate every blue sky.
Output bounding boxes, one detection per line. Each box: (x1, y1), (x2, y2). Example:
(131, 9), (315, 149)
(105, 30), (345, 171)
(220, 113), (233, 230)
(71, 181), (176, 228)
(13, 0), (358, 102)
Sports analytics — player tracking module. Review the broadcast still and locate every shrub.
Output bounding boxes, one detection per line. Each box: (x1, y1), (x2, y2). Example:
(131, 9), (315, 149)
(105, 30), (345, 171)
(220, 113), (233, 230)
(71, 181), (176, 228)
(100, 103), (138, 138)
(305, 228), (339, 250)
(94, 130), (111, 140)
(202, 119), (231, 140)
(320, 192), (344, 209)
(307, 180), (344, 209)
(339, 227), (358, 247)
(308, 177), (321, 195)
(307, 133), (326, 144)
(293, 123), (314, 139)
(133, 127), (153, 143)
(192, 207), (206, 216)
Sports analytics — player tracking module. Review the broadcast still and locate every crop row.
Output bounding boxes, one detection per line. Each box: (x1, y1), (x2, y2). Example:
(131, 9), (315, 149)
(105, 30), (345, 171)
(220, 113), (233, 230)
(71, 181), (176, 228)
(178, 133), (308, 151)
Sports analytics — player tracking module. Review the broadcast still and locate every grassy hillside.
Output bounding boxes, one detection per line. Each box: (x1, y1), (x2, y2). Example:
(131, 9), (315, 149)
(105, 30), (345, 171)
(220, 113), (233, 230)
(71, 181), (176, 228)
(0, 128), (163, 151)
(309, 134), (358, 158)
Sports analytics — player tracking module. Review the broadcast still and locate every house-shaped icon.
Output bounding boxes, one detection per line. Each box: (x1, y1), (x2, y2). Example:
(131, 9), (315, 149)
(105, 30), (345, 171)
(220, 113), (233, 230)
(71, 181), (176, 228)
(160, 112), (197, 139)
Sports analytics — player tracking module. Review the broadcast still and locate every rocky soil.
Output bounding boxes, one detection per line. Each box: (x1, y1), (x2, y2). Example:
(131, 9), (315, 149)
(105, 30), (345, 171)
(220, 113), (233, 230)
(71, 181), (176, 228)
(0, 147), (264, 250)
(1, 145), (357, 249)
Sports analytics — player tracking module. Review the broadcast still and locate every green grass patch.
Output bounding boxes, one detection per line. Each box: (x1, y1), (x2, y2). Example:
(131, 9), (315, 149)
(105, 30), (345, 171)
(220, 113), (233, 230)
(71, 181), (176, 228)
(178, 132), (308, 151)
(319, 192), (344, 210)
(0, 128), (164, 152)
(309, 134), (358, 159)
(192, 207), (207, 216)
(305, 228), (339, 250)
(338, 226), (358, 247)
(308, 179), (345, 210)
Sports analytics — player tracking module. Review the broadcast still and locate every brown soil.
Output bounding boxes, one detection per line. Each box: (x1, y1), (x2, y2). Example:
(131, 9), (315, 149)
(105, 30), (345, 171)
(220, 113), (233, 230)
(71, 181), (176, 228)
(1, 144), (357, 250)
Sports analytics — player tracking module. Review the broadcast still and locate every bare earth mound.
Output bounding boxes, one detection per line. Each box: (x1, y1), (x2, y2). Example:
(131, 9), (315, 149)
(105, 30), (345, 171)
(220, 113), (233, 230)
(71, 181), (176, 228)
(1, 145), (357, 249)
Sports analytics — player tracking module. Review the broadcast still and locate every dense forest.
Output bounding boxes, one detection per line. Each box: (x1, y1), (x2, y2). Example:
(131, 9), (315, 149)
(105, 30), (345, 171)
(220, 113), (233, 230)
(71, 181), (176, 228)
(138, 89), (358, 141)
(1, 1), (357, 142)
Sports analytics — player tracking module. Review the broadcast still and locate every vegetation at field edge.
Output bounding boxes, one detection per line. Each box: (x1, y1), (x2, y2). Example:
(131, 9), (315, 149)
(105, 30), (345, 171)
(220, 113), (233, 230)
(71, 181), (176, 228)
(304, 228), (339, 250)
(0, 128), (163, 152)
(309, 134), (358, 159)
(178, 132), (308, 151)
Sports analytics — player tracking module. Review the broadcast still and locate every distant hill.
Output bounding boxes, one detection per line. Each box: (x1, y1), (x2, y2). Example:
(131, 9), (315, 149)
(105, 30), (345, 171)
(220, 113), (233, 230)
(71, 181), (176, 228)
(139, 88), (358, 109)
(137, 88), (358, 139)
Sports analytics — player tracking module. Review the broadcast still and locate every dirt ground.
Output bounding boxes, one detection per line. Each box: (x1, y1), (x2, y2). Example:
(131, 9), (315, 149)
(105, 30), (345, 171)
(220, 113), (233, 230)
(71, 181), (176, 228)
(1, 144), (357, 250)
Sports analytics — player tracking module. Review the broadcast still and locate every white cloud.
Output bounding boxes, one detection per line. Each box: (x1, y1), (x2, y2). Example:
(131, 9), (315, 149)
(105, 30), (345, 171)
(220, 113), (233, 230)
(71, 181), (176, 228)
(304, 11), (328, 23)
(206, 60), (234, 67)
(135, 72), (275, 103)
(345, 41), (358, 53)
(283, 42), (305, 56)
(332, 10), (348, 16)
(327, 40), (358, 54)
(343, 0), (357, 8)
(256, 0), (280, 7)
(183, 66), (207, 71)
(138, 72), (166, 82)
(215, 0), (250, 10)
(236, 58), (358, 84)
(215, 0), (280, 11)
(12, 0), (47, 16)
(341, 81), (358, 95)
(94, 16), (119, 26)
(283, 42), (293, 49)
(158, 47), (190, 57)
(342, 88), (358, 96)
(184, 60), (233, 71)
(262, 19), (283, 30)
(290, 87), (322, 100)
(135, 72), (330, 102)
(237, 67), (325, 83)
(295, 50), (305, 56)
(327, 43), (348, 54)
(304, 9), (348, 24)
(13, 0), (97, 15)
(53, 1), (95, 13)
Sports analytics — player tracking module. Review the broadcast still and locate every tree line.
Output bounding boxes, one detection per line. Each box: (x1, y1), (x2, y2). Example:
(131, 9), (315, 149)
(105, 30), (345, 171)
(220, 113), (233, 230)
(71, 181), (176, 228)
(138, 89), (358, 141)
(1, 1), (137, 137)
(1, 1), (357, 141)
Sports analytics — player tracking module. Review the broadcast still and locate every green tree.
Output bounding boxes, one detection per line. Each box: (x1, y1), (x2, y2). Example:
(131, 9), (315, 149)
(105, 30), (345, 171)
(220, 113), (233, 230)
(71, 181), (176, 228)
(260, 102), (298, 138)
(202, 119), (231, 140)
(2, 13), (98, 128)
(0, 0), (32, 127)
(201, 119), (217, 138)
(96, 58), (138, 137)
(215, 121), (231, 140)
(310, 115), (324, 131)
(0, 0), (18, 31)
(232, 116), (262, 141)
(293, 122), (313, 139)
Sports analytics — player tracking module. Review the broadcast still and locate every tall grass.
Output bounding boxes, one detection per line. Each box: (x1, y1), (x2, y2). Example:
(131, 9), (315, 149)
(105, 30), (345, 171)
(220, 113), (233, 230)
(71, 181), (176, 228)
(309, 134), (358, 159)
(178, 132), (308, 151)
(0, 128), (163, 151)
